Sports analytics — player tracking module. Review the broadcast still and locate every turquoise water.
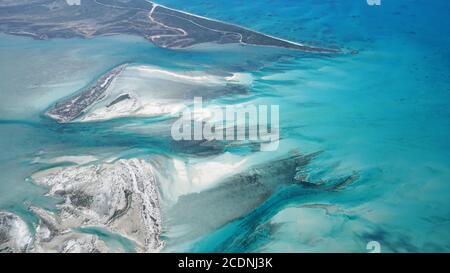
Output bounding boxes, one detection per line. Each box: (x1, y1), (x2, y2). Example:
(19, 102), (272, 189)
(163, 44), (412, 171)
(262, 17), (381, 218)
(0, 0), (449, 252)
(76, 226), (137, 253)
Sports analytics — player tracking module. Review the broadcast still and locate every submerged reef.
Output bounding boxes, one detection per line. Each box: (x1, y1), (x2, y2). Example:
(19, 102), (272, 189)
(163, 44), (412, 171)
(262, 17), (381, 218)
(0, 0), (336, 52)
(165, 152), (357, 242)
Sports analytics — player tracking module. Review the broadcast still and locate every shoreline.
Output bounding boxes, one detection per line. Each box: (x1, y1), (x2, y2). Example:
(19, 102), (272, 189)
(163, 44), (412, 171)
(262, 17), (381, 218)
(0, 0), (338, 53)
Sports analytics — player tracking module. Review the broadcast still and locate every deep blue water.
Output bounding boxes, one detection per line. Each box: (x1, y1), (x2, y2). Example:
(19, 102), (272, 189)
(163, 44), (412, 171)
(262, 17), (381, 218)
(0, 0), (449, 252)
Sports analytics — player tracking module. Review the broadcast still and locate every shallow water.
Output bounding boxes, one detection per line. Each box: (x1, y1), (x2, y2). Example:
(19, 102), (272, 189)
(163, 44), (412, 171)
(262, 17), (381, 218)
(0, 0), (449, 252)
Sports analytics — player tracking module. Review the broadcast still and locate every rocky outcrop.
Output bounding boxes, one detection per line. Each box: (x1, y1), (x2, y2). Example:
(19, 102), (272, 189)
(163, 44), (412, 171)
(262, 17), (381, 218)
(0, 211), (32, 253)
(31, 158), (164, 253)
(28, 207), (109, 253)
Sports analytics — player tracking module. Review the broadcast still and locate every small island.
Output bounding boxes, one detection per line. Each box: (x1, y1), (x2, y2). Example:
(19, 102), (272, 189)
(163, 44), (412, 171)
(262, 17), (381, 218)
(45, 64), (127, 123)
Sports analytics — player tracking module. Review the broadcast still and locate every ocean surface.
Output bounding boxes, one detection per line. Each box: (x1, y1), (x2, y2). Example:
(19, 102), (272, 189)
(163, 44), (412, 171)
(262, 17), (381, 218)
(0, 0), (449, 252)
